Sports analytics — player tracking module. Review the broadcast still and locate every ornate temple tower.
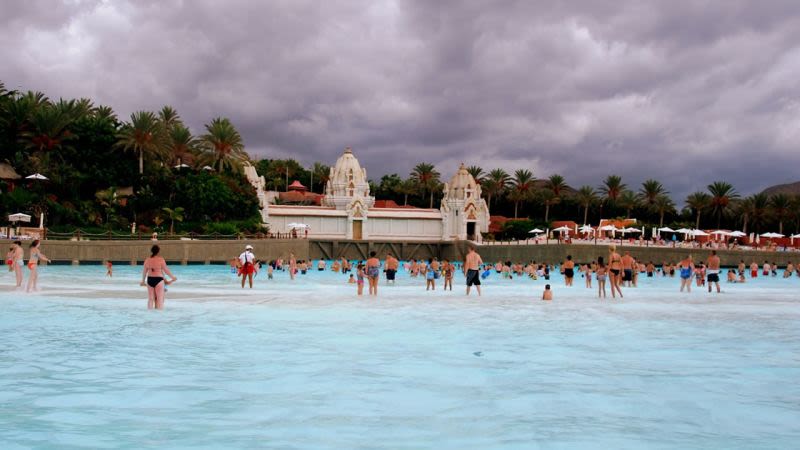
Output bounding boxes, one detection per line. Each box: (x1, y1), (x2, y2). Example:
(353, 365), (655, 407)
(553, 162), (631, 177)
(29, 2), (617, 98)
(440, 164), (490, 241)
(324, 147), (375, 239)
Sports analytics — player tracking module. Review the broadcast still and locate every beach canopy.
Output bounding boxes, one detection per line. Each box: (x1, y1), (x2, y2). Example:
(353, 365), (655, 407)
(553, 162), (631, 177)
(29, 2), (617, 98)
(287, 222), (309, 229)
(791, 233), (800, 238)
(578, 225), (594, 232)
(599, 225), (619, 231)
(691, 229), (709, 236)
(528, 228), (544, 233)
(760, 232), (784, 238)
(710, 230), (729, 236)
(8, 213), (31, 222)
(675, 228), (692, 234)
(728, 231), (747, 237)
(622, 227), (642, 233)
(552, 226), (572, 232)
(657, 227), (675, 232)
(25, 173), (48, 180)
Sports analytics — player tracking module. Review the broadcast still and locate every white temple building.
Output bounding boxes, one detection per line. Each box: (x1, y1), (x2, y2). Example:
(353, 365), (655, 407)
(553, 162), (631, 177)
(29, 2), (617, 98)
(244, 147), (489, 241)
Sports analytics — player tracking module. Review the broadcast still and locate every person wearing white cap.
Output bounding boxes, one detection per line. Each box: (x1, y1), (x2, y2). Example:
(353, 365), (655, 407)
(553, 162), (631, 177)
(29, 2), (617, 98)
(239, 244), (256, 288)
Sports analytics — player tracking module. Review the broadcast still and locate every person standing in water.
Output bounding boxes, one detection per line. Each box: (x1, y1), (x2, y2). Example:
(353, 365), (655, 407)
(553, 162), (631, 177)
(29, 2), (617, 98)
(608, 245), (624, 299)
(596, 256), (607, 299)
(706, 250), (721, 293)
(385, 252), (398, 284)
(11, 241), (24, 288)
(678, 255), (695, 293)
(26, 240), (50, 292)
(289, 253), (297, 280)
(239, 245), (256, 288)
(366, 251), (380, 296)
(464, 245), (483, 296)
(140, 245), (176, 310)
(563, 255), (575, 286)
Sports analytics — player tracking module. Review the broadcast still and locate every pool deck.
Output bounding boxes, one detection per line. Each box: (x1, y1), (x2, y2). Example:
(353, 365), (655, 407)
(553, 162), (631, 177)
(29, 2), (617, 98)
(1, 238), (796, 266)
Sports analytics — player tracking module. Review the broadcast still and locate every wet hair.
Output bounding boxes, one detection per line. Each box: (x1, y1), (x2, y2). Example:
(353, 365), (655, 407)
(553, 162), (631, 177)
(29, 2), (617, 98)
(566, 255), (572, 261)
(13, 241), (22, 246)
(151, 245), (160, 257)
(545, 284), (551, 289)
(597, 256), (605, 266)
(30, 240), (40, 248)
(370, 251), (376, 257)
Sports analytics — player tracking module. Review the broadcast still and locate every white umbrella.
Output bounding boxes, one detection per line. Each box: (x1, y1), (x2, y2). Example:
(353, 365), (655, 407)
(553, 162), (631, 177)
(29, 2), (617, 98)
(25, 173), (48, 180)
(8, 213), (32, 222)
(623, 227), (642, 233)
(578, 225), (594, 232)
(599, 225), (618, 231)
(528, 228), (544, 234)
(710, 230), (729, 236)
(691, 229), (709, 236)
(174, 163), (191, 169)
(202, 165), (214, 171)
(657, 227), (675, 233)
(287, 222), (309, 229)
(675, 228), (692, 234)
(760, 232), (784, 238)
(552, 226), (572, 232)
(729, 231), (746, 237)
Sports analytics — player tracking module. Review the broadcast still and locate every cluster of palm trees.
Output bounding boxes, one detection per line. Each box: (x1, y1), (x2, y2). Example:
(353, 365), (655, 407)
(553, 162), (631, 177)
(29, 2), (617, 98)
(0, 82), (249, 177)
(381, 162), (800, 235)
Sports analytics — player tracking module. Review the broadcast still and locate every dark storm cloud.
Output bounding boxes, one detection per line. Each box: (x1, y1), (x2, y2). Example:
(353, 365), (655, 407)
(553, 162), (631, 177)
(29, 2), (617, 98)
(3, 0), (800, 202)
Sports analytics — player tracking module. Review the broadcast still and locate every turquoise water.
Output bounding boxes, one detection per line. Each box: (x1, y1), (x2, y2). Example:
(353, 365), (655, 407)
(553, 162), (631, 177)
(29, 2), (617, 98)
(1, 264), (799, 449)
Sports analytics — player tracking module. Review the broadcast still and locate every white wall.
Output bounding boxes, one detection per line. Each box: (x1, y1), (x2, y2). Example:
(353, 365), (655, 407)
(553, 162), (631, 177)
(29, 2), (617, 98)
(366, 217), (442, 241)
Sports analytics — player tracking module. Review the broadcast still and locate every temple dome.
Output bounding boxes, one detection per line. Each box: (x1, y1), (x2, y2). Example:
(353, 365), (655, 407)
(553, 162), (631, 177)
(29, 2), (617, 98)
(446, 163), (479, 200)
(329, 147), (367, 186)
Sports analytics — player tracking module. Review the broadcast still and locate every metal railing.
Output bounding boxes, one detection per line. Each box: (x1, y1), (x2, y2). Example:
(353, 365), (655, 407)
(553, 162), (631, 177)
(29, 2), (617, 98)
(43, 229), (305, 241)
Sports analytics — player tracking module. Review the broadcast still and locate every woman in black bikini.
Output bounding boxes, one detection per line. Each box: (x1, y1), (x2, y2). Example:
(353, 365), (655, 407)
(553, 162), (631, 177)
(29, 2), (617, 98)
(608, 245), (624, 299)
(140, 245), (177, 310)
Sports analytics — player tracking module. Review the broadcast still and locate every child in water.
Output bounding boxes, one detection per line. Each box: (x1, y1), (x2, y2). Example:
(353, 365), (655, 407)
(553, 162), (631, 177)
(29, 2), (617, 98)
(542, 284), (553, 301)
(106, 260), (113, 277)
(356, 263), (365, 296)
(348, 274), (355, 284)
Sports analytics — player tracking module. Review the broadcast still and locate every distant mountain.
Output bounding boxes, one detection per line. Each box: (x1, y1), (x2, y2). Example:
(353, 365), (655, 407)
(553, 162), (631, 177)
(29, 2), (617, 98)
(761, 181), (800, 196)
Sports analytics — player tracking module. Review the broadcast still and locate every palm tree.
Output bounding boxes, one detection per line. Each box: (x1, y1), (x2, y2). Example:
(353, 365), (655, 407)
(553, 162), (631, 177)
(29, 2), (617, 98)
(599, 175), (626, 214)
(707, 181), (739, 228)
(162, 206), (185, 235)
(746, 193), (770, 233)
(482, 168), (511, 207)
(465, 165), (484, 183)
(539, 189), (559, 222)
(769, 193), (791, 235)
(200, 117), (247, 173)
(652, 194), (676, 227)
(639, 179), (668, 209)
(410, 162), (441, 208)
(736, 197), (754, 234)
(617, 189), (639, 219)
(685, 192), (711, 229)
(575, 185), (597, 225)
(394, 178), (418, 206)
(546, 174), (568, 198)
(21, 101), (79, 168)
(115, 110), (167, 175)
(509, 169), (535, 219)
(167, 124), (199, 168)
(159, 106), (182, 130)
(311, 162), (331, 193)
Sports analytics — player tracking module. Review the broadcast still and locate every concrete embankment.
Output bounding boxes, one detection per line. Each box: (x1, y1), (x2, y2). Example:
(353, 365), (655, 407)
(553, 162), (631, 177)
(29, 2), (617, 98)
(1, 239), (795, 267)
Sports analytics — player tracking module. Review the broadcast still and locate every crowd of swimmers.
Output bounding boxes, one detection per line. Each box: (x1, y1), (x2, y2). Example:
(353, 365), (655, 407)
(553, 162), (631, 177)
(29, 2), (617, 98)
(8, 240), (800, 310)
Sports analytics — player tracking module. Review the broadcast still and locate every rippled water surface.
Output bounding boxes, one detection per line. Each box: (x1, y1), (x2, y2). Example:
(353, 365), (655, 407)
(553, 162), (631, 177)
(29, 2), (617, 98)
(1, 264), (799, 449)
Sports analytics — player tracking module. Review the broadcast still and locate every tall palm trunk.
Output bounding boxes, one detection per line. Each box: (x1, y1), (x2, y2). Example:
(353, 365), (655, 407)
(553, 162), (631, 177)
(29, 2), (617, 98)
(514, 202), (519, 219)
(139, 151), (144, 175)
(660, 211), (665, 227)
(742, 214), (749, 234)
(695, 211), (701, 229)
(545, 204), (550, 222)
(429, 191), (434, 208)
(583, 205), (589, 225)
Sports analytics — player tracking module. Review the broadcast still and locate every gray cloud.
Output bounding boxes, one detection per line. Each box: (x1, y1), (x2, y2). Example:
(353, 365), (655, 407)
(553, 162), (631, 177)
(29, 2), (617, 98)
(3, 0), (800, 202)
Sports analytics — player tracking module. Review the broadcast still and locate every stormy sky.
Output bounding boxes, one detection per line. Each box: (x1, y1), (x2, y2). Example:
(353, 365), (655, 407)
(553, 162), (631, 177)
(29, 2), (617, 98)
(3, 0), (800, 201)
